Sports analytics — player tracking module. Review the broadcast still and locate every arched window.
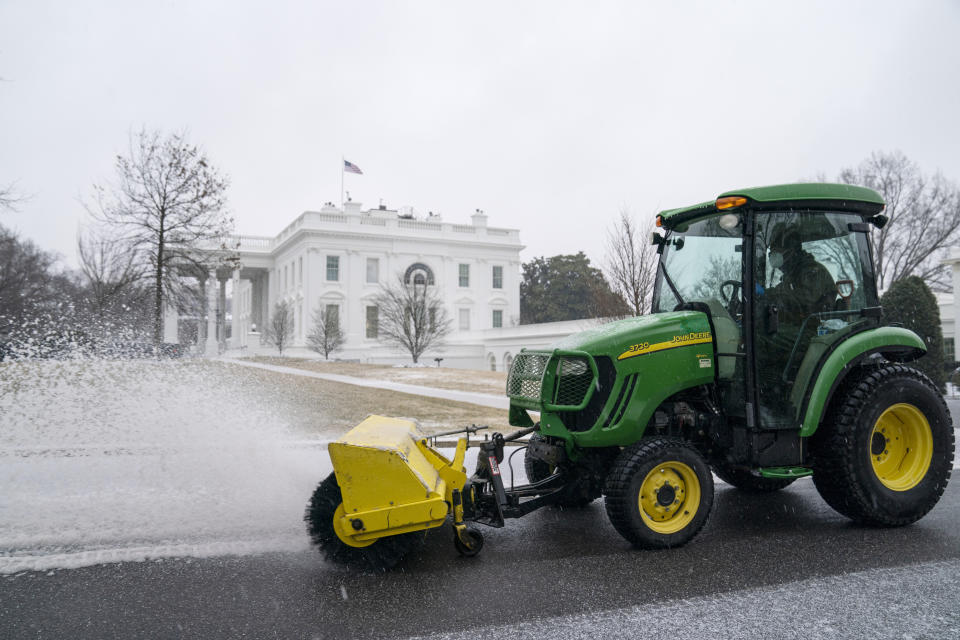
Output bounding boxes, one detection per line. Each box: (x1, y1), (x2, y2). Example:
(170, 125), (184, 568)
(504, 353), (514, 371)
(404, 262), (435, 286)
(488, 353), (497, 372)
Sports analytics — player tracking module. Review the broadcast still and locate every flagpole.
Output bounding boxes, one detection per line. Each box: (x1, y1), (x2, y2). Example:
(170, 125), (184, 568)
(340, 156), (344, 209)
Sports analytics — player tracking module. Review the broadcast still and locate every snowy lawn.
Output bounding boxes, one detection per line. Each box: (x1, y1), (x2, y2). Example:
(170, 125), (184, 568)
(246, 356), (508, 396)
(0, 358), (511, 573)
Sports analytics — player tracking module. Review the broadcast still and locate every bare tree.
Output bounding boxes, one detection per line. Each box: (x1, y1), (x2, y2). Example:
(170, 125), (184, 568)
(306, 304), (344, 360)
(373, 275), (450, 363)
(77, 228), (149, 332)
(87, 128), (233, 344)
(0, 224), (88, 358)
(0, 224), (58, 324)
(605, 209), (658, 315)
(0, 182), (26, 213)
(834, 151), (960, 291)
(264, 300), (294, 356)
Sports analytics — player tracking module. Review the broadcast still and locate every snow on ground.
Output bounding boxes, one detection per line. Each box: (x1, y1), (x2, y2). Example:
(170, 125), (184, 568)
(411, 559), (960, 640)
(0, 359), (332, 574)
(0, 358), (521, 574)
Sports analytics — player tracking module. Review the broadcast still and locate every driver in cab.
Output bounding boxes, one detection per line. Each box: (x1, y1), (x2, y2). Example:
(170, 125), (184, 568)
(765, 226), (836, 327)
(756, 224), (837, 399)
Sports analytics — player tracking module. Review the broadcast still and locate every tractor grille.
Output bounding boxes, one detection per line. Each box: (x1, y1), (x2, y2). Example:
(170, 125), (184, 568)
(552, 356), (593, 407)
(558, 356), (616, 432)
(506, 352), (551, 402)
(507, 353), (606, 423)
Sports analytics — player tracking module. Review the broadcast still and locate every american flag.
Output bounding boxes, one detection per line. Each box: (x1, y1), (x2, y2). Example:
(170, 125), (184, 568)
(344, 159), (363, 175)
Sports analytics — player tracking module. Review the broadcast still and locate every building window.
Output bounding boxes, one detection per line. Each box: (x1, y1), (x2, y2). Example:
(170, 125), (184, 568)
(366, 258), (379, 284)
(944, 337), (955, 363)
(325, 304), (339, 326)
(459, 264), (470, 287)
(298, 257), (303, 285)
(492, 309), (503, 328)
(492, 265), (503, 289)
(327, 255), (339, 281)
(366, 305), (378, 338)
(489, 354), (497, 372)
(459, 308), (470, 331)
(404, 262), (435, 285)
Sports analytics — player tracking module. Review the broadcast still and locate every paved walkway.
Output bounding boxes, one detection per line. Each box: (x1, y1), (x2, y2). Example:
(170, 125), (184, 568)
(222, 358), (509, 410)
(226, 359), (960, 427)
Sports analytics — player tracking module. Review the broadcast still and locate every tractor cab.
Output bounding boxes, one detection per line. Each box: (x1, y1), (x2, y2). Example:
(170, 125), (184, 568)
(653, 184), (884, 436)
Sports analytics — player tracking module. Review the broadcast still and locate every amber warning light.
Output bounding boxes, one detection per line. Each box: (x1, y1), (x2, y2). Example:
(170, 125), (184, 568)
(715, 196), (747, 210)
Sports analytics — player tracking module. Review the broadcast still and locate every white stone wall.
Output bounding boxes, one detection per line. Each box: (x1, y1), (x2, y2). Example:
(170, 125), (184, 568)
(226, 202), (525, 366)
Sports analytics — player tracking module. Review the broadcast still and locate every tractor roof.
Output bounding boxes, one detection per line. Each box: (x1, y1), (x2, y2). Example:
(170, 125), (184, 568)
(657, 183), (885, 228)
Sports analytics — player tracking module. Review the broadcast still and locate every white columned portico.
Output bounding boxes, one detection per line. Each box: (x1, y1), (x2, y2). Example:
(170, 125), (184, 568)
(206, 270), (218, 356)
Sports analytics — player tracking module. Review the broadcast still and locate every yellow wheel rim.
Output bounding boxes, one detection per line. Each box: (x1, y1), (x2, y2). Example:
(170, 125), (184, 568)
(333, 503), (375, 548)
(638, 461), (701, 534)
(869, 403), (933, 492)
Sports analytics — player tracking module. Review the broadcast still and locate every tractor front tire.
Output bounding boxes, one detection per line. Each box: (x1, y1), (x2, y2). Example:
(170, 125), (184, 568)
(812, 364), (954, 526)
(304, 473), (423, 571)
(604, 437), (714, 549)
(525, 433), (596, 507)
(712, 461), (797, 493)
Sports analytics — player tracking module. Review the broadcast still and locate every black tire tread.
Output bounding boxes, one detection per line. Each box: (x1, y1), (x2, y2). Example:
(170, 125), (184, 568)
(304, 473), (423, 571)
(604, 436), (713, 549)
(812, 364), (954, 526)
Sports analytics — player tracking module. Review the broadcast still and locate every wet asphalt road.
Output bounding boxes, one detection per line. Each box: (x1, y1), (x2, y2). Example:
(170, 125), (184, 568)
(4, 478), (960, 639)
(3, 404), (960, 639)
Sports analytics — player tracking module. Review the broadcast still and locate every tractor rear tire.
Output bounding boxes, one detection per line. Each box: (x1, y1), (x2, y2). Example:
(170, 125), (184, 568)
(812, 364), (954, 526)
(524, 433), (596, 507)
(304, 473), (424, 571)
(712, 462), (797, 492)
(604, 437), (714, 549)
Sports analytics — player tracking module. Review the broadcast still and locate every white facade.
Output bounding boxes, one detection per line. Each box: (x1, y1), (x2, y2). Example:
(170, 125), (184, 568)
(226, 202), (526, 368)
(940, 247), (960, 363)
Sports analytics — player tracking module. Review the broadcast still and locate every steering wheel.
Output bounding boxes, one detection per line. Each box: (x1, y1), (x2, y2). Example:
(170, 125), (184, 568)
(720, 280), (742, 316)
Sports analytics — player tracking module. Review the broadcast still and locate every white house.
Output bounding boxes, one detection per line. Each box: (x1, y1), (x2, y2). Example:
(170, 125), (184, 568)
(174, 201), (558, 369)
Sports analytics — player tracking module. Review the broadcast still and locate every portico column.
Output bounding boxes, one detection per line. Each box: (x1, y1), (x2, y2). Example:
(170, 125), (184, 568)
(197, 277), (207, 349)
(206, 270), (218, 357)
(163, 304), (179, 343)
(231, 268), (242, 349)
(218, 276), (228, 348)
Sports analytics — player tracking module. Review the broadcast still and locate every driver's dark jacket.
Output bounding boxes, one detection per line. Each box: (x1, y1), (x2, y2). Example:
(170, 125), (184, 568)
(767, 249), (836, 326)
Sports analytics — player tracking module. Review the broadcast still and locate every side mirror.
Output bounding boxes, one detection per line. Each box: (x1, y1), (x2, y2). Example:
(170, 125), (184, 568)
(650, 232), (664, 246)
(836, 279), (854, 300)
(869, 214), (889, 229)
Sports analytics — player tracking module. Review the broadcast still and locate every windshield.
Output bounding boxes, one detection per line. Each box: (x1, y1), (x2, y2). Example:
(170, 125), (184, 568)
(653, 214), (745, 315)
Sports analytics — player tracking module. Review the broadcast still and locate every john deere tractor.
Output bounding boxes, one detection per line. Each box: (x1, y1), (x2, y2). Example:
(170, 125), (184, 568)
(306, 183), (954, 570)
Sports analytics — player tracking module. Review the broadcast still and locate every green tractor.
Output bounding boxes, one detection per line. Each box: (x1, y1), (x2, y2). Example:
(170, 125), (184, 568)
(306, 183), (954, 568)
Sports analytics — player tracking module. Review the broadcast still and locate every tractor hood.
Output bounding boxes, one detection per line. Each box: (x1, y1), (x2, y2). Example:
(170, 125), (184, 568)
(506, 310), (721, 427)
(550, 311), (714, 362)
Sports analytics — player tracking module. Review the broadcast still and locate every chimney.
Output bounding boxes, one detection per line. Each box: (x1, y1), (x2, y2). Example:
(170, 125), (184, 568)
(471, 208), (487, 228)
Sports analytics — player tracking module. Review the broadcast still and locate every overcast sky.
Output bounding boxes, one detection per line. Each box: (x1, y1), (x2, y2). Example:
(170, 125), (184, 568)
(2, 1), (959, 270)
